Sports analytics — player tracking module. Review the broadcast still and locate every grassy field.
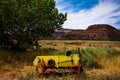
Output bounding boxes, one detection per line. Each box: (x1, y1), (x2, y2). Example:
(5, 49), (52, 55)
(0, 40), (120, 80)
(39, 40), (120, 53)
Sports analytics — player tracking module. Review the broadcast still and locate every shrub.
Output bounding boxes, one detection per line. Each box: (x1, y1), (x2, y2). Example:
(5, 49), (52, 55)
(80, 47), (101, 69)
(79, 47), (120, 69)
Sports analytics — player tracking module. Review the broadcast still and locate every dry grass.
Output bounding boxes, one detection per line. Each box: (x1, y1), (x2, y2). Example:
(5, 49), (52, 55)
(100, 56), (120, 73)
(0, 49), (39, 80)
(0, 40), (120, 80)
(85, 56), (120, 79)
(40, 40), (120, 52)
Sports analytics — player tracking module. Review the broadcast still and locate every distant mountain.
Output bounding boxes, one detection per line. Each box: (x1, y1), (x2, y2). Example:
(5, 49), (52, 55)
(86, 24), (120, 40)
(44, 24), (120, 41)
(119, 29), (120, 31)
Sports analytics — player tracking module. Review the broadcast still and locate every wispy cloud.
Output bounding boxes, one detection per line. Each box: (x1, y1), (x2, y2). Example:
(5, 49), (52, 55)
(55, 0), (120, 29)
(55, 0), (75, 13)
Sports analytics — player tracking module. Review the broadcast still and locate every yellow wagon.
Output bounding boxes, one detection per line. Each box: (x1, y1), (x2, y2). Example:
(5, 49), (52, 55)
(33, 51), (83, 73)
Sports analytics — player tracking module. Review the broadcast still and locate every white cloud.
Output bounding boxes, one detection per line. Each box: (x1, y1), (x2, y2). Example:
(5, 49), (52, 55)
(55, 0), (74, 13)
(55, 0), (120, 29)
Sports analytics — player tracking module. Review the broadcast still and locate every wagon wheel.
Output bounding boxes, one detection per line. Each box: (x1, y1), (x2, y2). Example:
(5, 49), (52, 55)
(36, 60), (46, 74)
(72, 66), (78, 74)
(69, 65), (78, 74)
(48, 59), (55, 68)
(71, 63), (83, 74)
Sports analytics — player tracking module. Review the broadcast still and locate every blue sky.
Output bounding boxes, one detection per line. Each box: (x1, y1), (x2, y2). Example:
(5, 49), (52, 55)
(55, 0), (120, 29)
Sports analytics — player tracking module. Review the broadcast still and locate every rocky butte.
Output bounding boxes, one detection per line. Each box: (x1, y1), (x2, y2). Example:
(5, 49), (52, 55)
(45, 24), (120, 41)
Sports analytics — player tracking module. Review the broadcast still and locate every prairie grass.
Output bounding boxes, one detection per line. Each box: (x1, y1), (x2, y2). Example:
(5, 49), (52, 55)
(0, 40), (120, 80)
(40, 40), (120, 52)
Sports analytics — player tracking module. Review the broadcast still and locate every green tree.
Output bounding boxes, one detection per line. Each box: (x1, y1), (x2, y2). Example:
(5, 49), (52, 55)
(0, 0), (67, 51)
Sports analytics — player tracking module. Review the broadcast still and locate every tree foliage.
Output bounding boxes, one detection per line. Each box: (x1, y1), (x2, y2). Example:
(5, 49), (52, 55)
(0, 0), (67, 51)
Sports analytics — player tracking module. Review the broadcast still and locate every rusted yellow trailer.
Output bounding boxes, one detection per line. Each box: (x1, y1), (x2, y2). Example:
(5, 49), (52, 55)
(33, 51), (83, 73)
